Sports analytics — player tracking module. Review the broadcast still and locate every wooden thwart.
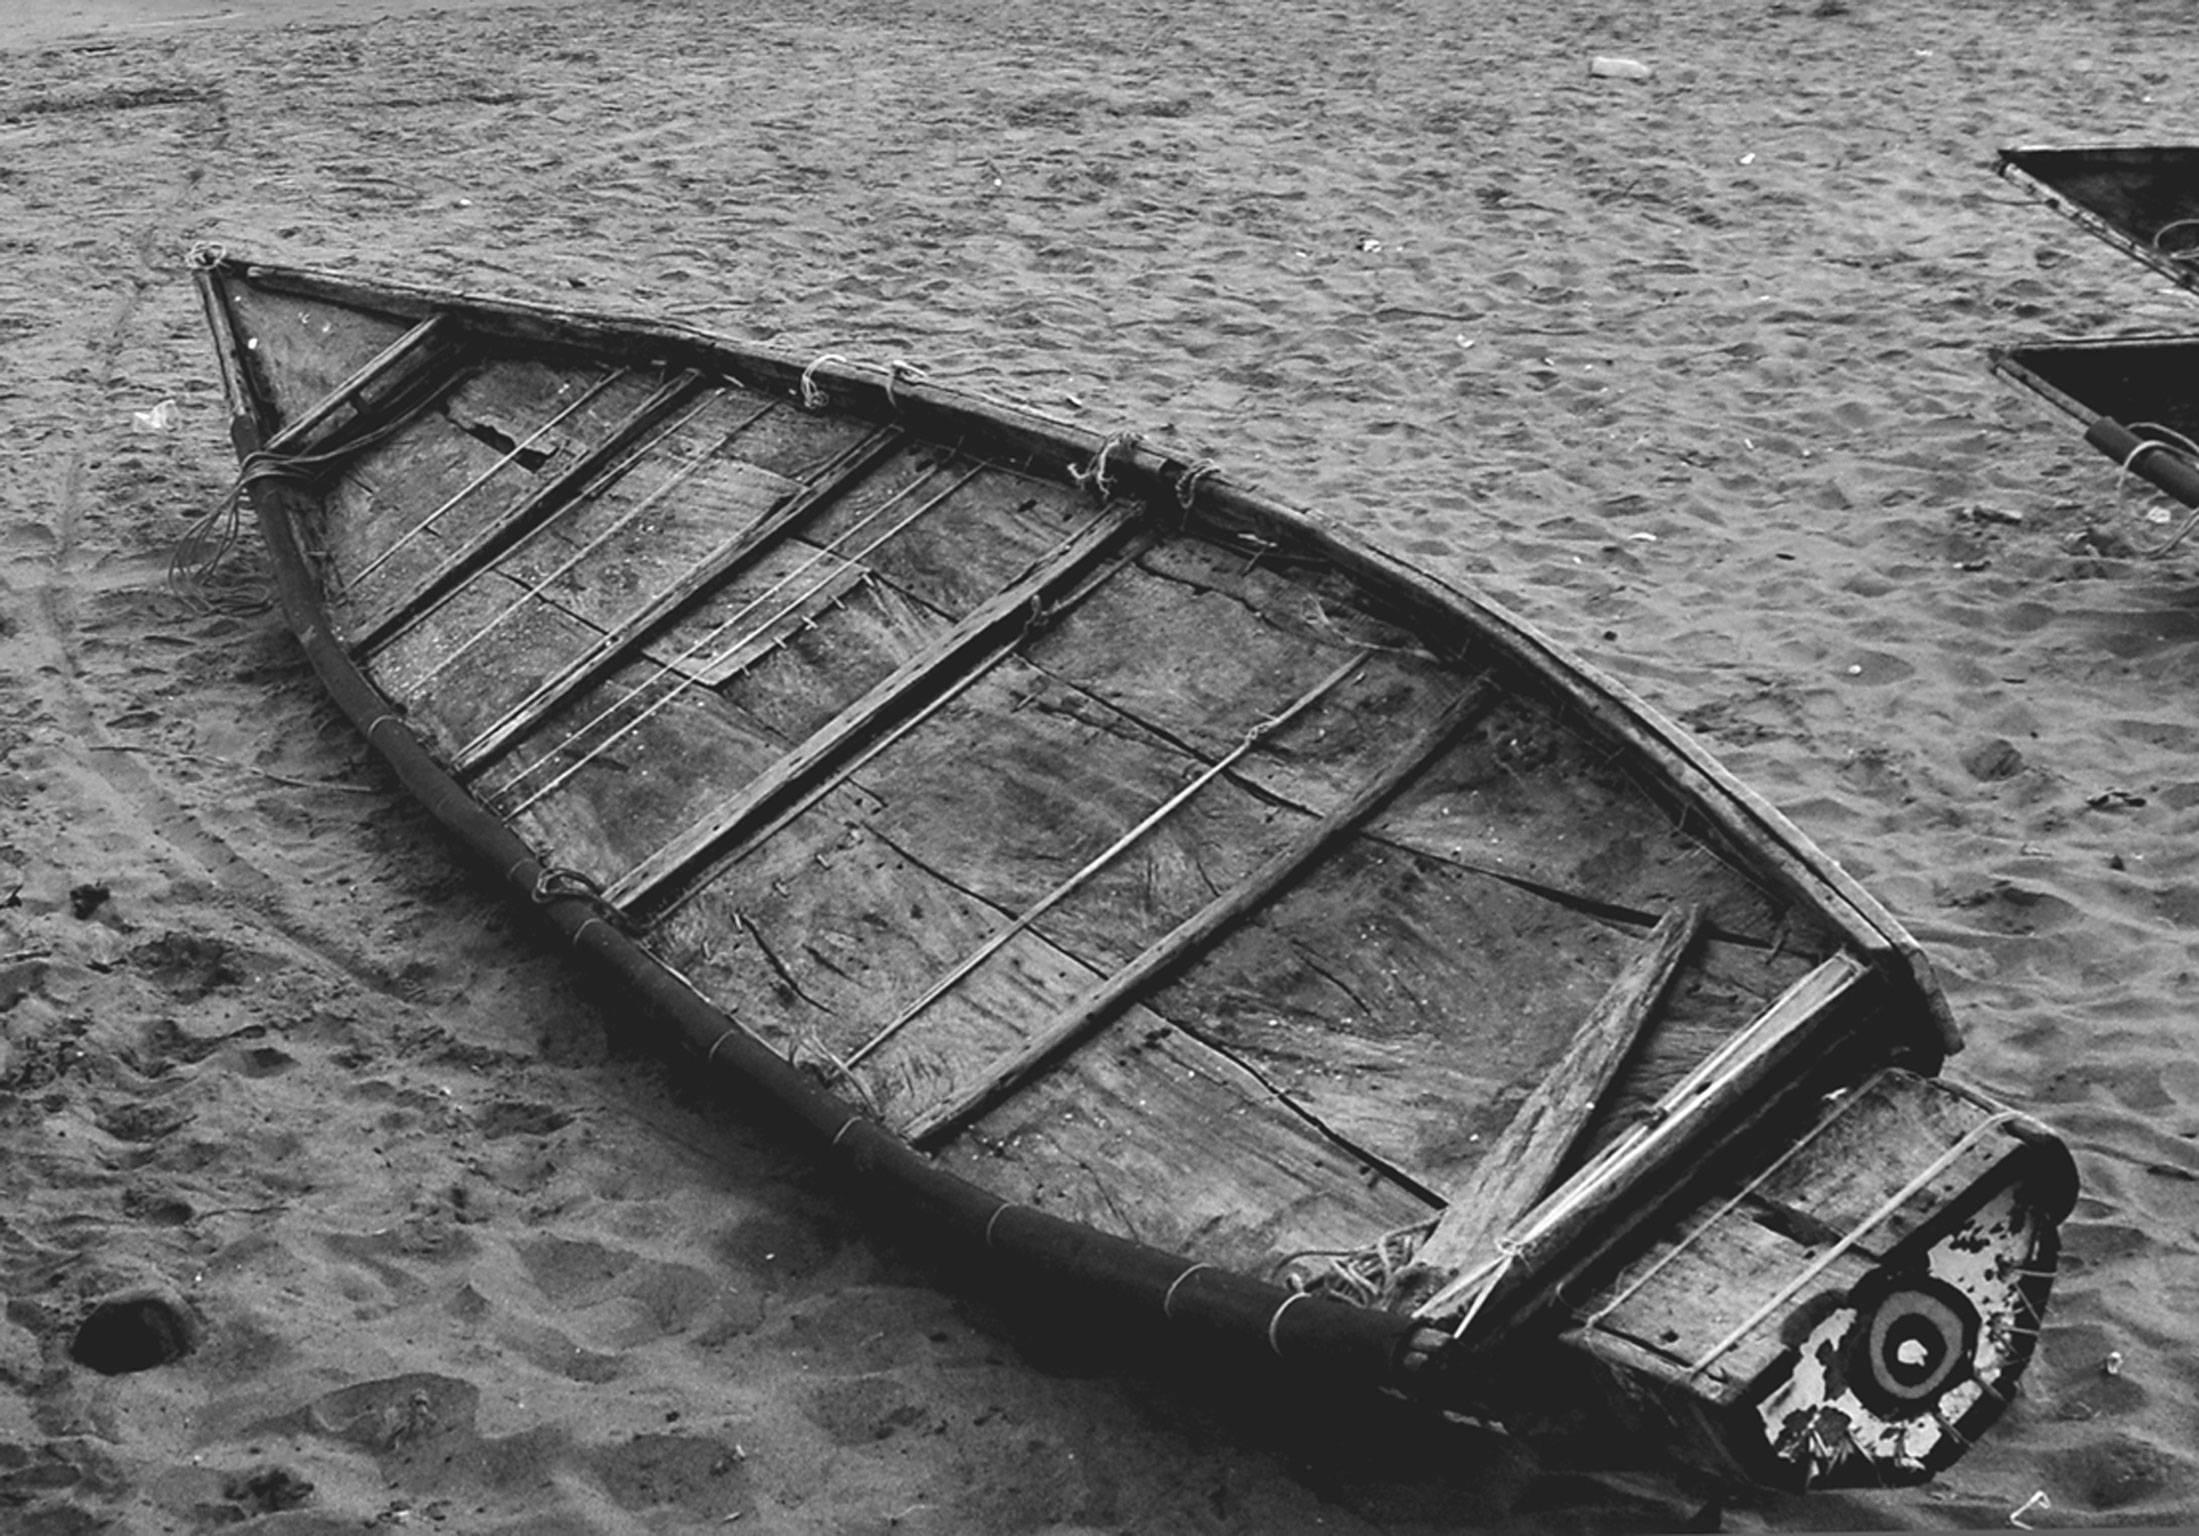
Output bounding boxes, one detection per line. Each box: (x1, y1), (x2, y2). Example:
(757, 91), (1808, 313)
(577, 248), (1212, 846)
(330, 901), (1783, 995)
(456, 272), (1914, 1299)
(1412, 952), (1871, 1340)
(1405, 902), (1704, 1290)
(598, 504), (1140, 912)
(905, 676), (1502, 1146)
(844, 651), (1371, 1071)
(260, 311), (463, 458)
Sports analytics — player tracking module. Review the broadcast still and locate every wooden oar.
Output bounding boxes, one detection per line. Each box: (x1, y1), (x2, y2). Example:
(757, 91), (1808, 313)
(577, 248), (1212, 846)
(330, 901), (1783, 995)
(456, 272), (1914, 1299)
(1406, 901), (1704, 1308)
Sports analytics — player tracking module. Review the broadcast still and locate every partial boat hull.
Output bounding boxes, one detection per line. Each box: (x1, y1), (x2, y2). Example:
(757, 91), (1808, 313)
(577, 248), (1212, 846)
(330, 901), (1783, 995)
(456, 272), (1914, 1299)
(1994, 333), (2199, 513)
(2001, 143), (2199, 299)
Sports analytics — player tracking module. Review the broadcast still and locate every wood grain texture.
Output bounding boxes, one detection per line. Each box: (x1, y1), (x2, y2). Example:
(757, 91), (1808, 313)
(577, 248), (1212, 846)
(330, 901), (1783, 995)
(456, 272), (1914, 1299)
(1405, 903), (1703, 1282)
(904, 679), (1501, 1146)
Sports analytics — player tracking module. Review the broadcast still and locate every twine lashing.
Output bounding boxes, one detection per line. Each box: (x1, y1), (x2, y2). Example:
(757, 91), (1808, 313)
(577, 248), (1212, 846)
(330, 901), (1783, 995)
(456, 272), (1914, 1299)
(1069, 431), (1141, 499)
(799, 352), (852, 411)
(1174, 458), (1221, 511)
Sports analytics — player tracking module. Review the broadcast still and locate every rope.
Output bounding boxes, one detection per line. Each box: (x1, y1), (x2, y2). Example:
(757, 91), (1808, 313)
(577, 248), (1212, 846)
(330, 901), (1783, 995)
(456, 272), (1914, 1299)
(1272, 1215), (1436, 1308)
(1068, 431), (1141, 499)
(1446, 1241), (1523, 1339)
(1407, 1238), (1521, 1335)
(173, 386), (448, 614)
(1265, 1291), (1312, 1357)
(884, 358), (930, 411)
(183, 241), (227, 270)
(1686, 1110), (2020, 1377)
(170, 452), (295, 615)
(1173, 458), (1220, 512)
(799, 353), (852, 411)
(529, 864), (635, 932)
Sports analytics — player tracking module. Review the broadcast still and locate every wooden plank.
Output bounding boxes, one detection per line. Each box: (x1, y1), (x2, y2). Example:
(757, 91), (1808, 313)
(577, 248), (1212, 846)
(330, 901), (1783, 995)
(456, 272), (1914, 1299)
(220, 275), (420, 429)
(1564, 1074), (2042, 1415)
(1028, 539), (1805, 950)
(483, 456), (1106, 829)
(843, 653), (1367, 1072)
(382, 451), (801, 720)
(1404, 903), (1703, 1285)
(638, 549), (1153, 928)
(938, 1007), (1440, 1272)
(1568, 1212), (1880, 1401)
(471, 492), (1102, 881)
(678, 649), (1607, 1187)
(639, 782), (1437, 1273)
(1142, 839), (1638, 1189)
(453, 426), (906, 771)
(904, 677), (1501, 1146)
(598, 505), (1138, 911)
(1737, 1071), (2020, 1261)
(350, 368), (716, 652)
(260, 311), (463, 456)
(1412, 952), (1872, 1337)
(314, 361), (668, 631)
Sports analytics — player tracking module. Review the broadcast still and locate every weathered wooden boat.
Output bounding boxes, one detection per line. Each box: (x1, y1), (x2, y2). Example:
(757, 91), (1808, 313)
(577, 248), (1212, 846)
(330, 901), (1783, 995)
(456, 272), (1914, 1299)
(2000, 144), (2199, 300)
(191, 248), (2074, 1493)
(1994, 333), (2199, 522)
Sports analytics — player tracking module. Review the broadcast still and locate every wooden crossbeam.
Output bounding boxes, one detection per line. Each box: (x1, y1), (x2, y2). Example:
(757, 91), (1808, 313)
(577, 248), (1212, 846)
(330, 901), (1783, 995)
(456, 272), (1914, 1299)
(453, 425), (908, 776)
(350, 368), (715, 654)
(904, 676), (1501, 1148)
(843, 652), (1370, 1072)
(597, 503), (1140, 913)
(262, 311), (464, 457)
(1411, 951), (1873, 1343)
(1403, 902), (1703, 1293)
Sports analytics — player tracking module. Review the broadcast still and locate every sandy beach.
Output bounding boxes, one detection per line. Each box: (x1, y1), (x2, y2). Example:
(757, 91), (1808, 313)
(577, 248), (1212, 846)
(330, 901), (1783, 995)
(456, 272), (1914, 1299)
(3, 0), (2196, 1529)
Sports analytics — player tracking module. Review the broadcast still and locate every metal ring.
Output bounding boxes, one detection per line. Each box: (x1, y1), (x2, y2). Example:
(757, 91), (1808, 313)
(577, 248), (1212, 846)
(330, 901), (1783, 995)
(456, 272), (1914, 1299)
(1266, 1291), (1311, 1357)
(1162, 1263), (1211, 1319)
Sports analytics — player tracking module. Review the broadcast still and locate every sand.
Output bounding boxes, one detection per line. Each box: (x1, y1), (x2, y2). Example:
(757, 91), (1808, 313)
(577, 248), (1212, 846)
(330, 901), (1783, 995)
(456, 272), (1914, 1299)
(3, 0), (2196, 1529)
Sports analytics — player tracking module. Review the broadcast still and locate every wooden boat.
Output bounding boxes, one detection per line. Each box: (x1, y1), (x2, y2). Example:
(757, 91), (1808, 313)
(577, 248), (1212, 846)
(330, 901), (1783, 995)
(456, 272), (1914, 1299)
(2000, 144), (2199, 299)
(1996, 145), (2199, 517)
(1994, 333), (2199, 518)
(191, 248), (2074, 1493)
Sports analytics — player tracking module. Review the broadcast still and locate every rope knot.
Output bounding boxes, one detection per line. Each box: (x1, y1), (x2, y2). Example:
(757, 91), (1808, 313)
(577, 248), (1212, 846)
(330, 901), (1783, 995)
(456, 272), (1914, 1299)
(1173, 458), (1220, 511)
(530, 864), (638, 933)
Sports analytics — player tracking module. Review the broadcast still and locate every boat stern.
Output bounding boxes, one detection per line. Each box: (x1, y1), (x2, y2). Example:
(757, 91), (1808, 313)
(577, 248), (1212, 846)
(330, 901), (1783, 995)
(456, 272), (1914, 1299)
(1555, 1071), (2075, 1490)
